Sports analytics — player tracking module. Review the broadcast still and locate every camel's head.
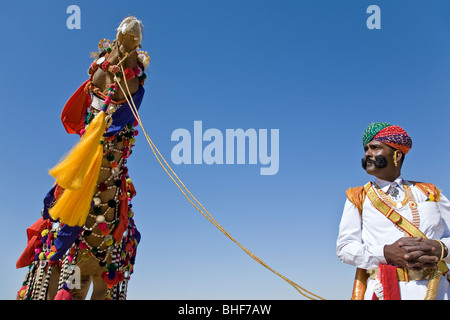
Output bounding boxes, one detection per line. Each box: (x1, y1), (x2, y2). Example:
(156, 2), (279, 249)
(116, 16), (143, 54)
(89, 16), (148, 100)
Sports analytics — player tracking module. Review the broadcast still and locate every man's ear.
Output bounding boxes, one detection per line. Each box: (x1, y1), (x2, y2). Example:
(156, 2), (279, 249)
(395, 150), (404, 165)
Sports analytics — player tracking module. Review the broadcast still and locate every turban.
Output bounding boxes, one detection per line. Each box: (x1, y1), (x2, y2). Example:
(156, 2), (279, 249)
(362, 122), (412, 154)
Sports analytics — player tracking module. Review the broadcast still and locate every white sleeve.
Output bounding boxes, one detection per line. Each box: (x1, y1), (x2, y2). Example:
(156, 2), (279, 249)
(336, 199), (387, 270)
(437, 194), (450, 263)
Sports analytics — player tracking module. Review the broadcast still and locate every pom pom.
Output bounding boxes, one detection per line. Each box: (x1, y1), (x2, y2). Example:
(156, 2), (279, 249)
(139, 73), (147, 81)
(109, 65), (120, 74)
(93, 206), (102, 215)
(98, 222), (107, 230)
(133, 67), (143, 77)
(90, 62), (99, 72)
(124, 67), (135, 80)
(102, 60), (111, 71)
(17, 285), (28, 300)
(46, 251), (55, 259)
(105, 237), (114, 246)
(108, 199), (116, 208)
(107, 263), (118, 271)
(122, 148), (130, 159)
(79, 241), (88, 250)
(101, 270), (124, 288)
(54, 286), (73, 300)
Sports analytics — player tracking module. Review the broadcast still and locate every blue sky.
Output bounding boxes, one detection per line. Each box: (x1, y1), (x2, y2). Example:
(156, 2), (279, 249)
(2, 0), (450, 300)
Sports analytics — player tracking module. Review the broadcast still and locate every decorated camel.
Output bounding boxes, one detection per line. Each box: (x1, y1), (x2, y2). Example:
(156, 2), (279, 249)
(16, 16), (150, 300)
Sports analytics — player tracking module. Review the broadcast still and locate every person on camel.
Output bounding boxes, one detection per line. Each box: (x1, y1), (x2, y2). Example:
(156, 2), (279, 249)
(337, 122), (450, 300)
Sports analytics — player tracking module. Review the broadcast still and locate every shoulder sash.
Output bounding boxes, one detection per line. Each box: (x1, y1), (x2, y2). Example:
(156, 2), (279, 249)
(346, 181), (440, 216)
(363, 182), (448, 274)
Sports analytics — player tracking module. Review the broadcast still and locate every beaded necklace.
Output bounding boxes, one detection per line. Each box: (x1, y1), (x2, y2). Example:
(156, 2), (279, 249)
(375, 182), (410, 209)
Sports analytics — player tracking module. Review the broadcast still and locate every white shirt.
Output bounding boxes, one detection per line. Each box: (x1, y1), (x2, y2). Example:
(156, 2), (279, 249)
(336, 176), (450, 299)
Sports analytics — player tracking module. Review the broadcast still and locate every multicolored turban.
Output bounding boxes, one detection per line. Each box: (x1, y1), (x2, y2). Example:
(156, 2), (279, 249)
(362, 122), (412, 154)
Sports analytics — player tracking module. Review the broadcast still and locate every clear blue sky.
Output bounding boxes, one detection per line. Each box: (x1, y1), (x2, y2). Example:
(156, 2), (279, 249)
(2, 0), (450, 300)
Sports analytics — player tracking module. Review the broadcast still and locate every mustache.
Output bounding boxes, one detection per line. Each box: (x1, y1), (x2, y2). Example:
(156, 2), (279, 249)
(361, 155), (388, 170)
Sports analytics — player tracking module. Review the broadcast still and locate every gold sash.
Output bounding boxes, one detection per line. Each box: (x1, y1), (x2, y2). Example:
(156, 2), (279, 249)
(363, 182), (449, 276)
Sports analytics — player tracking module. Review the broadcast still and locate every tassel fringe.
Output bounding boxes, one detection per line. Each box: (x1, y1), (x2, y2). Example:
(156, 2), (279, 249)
(49, 140), (104, 226)
(49, 84), (116, 227)
(48, 111), (107, 226)
(49, 111), (107, 190)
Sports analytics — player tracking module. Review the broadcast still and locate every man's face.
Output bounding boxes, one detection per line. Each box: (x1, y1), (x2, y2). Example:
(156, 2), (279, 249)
(362, 140), (396, 176)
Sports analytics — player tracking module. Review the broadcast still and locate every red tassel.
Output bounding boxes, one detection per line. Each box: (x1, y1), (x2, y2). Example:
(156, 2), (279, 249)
(54, 287), (73, 300)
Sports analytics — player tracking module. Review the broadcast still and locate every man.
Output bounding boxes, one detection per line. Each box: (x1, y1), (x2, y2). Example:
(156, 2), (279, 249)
(336, 122), (450, 300)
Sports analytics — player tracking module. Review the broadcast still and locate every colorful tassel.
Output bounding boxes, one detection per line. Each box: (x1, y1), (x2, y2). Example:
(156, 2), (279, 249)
(48, 84), (117, 227)
(54, 284), (73, 300)
(48, 141), (104, 226)
(49, 111), (107, 190)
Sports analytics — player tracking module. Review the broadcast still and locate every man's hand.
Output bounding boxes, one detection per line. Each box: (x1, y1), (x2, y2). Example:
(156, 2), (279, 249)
(384, 237), (441, 270)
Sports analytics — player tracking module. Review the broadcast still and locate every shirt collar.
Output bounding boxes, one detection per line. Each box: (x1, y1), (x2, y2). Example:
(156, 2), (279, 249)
(375, 175), (404, 192)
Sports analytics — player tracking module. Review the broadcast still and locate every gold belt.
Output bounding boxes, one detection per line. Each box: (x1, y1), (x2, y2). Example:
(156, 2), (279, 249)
(369, 267), (436, 282)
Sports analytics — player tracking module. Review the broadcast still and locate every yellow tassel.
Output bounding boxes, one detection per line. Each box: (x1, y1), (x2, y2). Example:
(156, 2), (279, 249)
(48, 141), (104, 226)
(49, 111), (107, 190)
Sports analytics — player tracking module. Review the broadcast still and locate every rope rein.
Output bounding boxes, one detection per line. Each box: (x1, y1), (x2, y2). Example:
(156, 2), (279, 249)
(113, 64), (325, 300)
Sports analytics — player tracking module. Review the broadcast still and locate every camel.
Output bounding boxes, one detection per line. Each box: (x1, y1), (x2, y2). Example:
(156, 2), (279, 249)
(16, 16), (149, 300)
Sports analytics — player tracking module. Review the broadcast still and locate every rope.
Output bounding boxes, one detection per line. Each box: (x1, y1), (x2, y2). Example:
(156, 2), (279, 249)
(114, 66), (325, 300)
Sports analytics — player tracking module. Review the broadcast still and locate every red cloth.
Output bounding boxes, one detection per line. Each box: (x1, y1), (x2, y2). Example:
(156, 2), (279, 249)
(16, 218), (47, 268)
(372, 264), (401, 300)
(112, 174), (130, 243)
(60, 80), (91, 135)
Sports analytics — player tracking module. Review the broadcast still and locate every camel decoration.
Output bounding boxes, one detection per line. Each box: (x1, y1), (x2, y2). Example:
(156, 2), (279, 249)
(16, 16), (150, 300)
